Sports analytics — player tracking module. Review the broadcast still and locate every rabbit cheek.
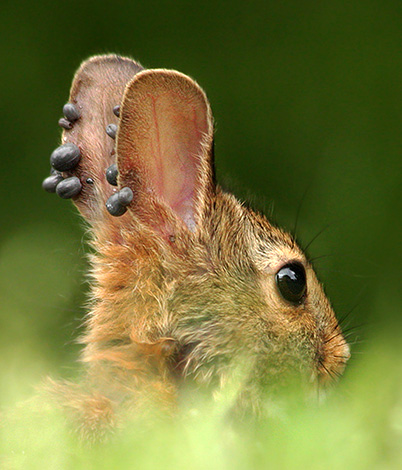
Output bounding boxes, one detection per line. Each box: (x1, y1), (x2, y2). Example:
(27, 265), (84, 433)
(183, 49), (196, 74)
(258, 276), (326, 381)
(302, 277), (350, 384)
(259, 273), (305, 325)
(260, 254), (349, 385)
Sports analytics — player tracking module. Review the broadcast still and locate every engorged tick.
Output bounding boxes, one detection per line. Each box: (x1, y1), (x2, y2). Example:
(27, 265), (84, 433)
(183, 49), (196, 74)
(106, 124), (117, 139)
(63, 103), (81, 122)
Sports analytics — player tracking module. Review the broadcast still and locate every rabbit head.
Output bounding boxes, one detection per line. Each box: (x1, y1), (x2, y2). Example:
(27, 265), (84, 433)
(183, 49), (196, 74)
(45, 55), (349, 414)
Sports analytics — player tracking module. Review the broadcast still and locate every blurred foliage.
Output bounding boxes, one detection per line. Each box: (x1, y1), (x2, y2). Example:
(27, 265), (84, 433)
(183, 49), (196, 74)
(0, 0), (401, 468)
(1, 337), (401, 469)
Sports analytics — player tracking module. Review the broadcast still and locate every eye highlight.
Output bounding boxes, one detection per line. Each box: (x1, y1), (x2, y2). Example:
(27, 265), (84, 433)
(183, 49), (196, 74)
(275, 262), (307, 305)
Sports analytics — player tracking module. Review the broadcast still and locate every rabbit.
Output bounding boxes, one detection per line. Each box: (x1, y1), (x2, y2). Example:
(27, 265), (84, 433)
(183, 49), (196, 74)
(42, 54), (350, 439)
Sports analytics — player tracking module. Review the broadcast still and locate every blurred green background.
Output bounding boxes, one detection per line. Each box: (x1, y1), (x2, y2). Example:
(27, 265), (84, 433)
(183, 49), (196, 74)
(0, 0), (401, 467)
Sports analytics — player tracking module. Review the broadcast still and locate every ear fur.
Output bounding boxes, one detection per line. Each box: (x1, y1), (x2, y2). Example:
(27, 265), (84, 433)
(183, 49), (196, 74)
(116, 69), (215, 234)
(60, 55), (143, 222)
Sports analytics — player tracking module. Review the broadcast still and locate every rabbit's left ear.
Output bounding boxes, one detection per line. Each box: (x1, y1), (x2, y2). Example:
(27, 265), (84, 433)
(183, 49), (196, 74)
(51, 55), (143, 224)
(116, 69), (215, 233)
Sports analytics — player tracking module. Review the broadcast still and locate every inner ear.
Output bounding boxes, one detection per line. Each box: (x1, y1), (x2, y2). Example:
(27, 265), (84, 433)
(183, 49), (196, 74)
(116, 69), (214, 232)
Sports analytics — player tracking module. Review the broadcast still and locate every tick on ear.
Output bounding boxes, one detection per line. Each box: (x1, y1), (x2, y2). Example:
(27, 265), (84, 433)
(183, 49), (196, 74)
(106, 164), (118, 186)
(42, 174), (64, 193)
(50, 143), (81, 172)
(105, 187), (133, 216)
(106, 124), (117, 139)
(56, 176), (82, 199)
(58, 118), (73, 129)
(63, 103), (81, 122)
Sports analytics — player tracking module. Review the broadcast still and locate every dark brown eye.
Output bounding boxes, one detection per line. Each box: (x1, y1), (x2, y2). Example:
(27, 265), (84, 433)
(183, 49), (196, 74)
(275, 262), (307, 305)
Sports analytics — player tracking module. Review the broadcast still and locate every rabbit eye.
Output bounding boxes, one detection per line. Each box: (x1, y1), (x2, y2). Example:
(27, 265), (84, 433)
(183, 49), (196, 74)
(275, 262), (307, 305)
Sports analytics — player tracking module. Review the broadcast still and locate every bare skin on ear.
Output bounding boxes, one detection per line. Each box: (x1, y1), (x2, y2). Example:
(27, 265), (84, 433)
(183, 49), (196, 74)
(42, 54), (349, 439)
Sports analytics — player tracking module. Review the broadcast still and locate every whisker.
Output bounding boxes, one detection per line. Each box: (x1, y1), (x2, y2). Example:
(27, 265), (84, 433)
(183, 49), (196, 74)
(342, 320), (358, 337)
(343, 322), (367, 332)
(304, 223), (331, 252)
(323, 323), (365, 345)
(320, 362), (341, 380)
(324, 331), (343, 344)
(319, 268), (377, 279)
(342, 323), (367, 335)
(348, 339), (365, 347)
(292, 184), (311, 240)
(309, 254), (334, 263)
(338, 285), (368, 328)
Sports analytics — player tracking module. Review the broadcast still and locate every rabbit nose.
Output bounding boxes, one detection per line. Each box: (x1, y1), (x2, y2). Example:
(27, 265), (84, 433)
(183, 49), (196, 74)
(317, 337), (350, 384)
(343, 343), (351, 361)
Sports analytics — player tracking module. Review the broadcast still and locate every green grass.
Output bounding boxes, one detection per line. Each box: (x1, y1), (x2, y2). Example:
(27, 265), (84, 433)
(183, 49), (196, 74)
(0, 333), (401, 470)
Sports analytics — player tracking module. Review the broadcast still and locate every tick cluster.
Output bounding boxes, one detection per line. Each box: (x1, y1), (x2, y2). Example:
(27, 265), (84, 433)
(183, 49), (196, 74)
(42, 103), (133, 216)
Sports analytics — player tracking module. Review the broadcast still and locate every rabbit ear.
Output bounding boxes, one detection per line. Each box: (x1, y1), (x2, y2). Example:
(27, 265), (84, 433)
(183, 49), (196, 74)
(59, 55), (143, 222)
(116, 69), (214, 234)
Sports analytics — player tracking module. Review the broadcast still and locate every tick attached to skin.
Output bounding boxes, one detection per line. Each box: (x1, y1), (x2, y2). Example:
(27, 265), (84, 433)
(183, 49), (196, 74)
(50, 143), (81, 172)
(56, 176), (82, 199)
(106, 163), (118, 186)
(117, 187), (133, 205)
(113, 105), (120, 117)
(86, 177), (94, 185)
(106, 124), (117, 139)
(105, 187), (133, 216)
(58, 118), (73, 130)
(42, 174), (64, 193)
(63, 103), (81, 122)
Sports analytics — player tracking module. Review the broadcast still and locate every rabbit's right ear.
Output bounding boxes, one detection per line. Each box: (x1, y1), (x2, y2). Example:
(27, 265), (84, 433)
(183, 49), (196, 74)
(116, 69), (215, 237)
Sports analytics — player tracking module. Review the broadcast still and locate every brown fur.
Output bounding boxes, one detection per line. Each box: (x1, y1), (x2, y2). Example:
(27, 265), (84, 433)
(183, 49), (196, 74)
(49, 55), (349, 438)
